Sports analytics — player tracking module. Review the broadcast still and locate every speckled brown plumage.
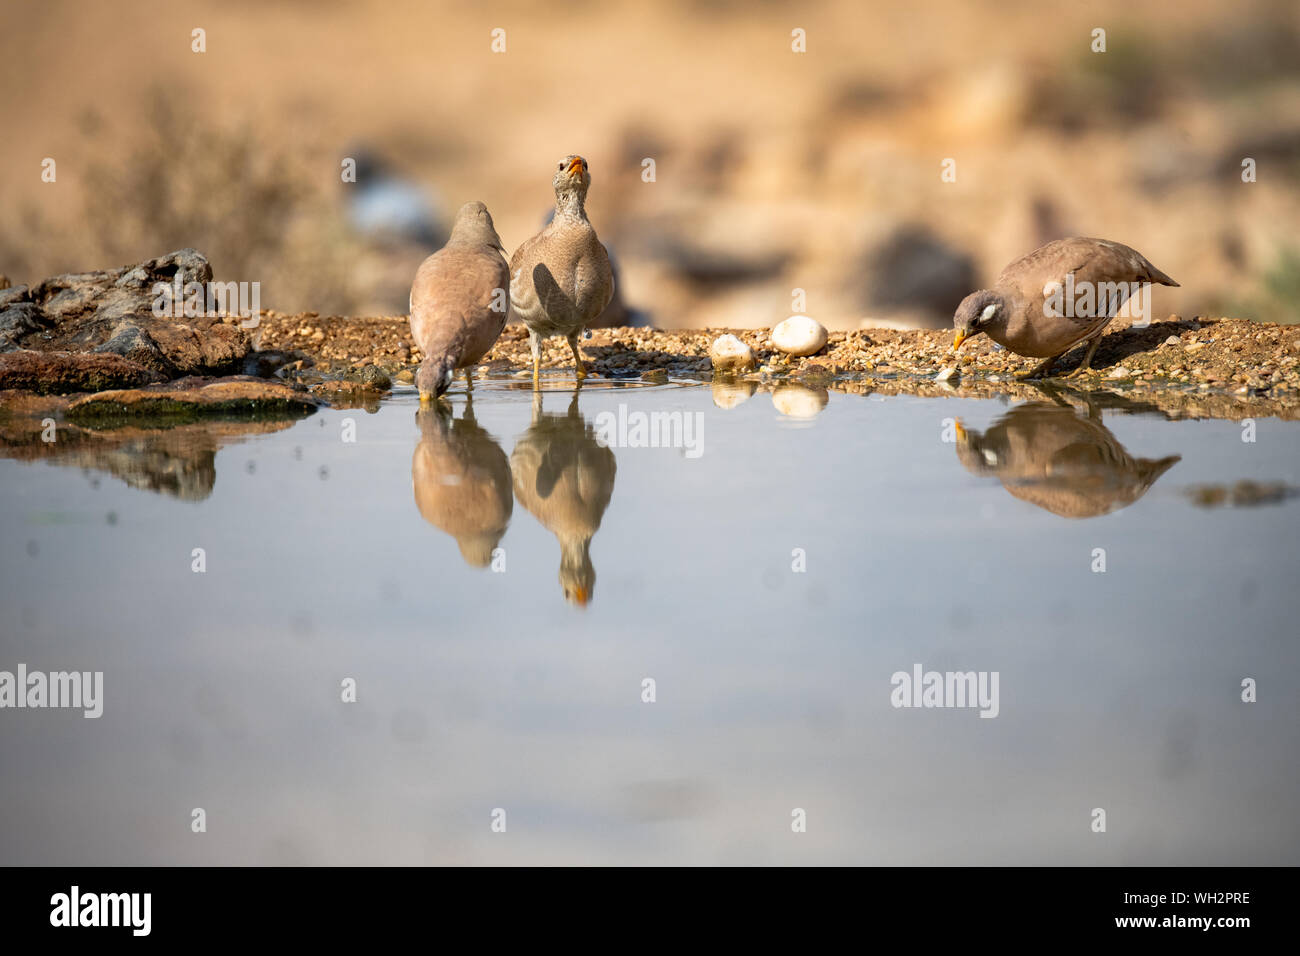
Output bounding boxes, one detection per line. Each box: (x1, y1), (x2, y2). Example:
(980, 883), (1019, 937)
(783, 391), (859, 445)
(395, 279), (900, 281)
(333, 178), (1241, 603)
(509, 155), (614, 385)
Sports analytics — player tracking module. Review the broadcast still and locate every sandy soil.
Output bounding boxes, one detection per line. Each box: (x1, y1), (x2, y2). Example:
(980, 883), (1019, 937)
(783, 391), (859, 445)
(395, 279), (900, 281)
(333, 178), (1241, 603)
(254, 312), (1300, 420)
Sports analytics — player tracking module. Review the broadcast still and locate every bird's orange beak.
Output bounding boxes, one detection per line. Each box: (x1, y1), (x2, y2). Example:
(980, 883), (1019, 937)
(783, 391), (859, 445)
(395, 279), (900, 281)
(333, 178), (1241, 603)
(567, 156), (584, 176)
(952, 330), (968, 351)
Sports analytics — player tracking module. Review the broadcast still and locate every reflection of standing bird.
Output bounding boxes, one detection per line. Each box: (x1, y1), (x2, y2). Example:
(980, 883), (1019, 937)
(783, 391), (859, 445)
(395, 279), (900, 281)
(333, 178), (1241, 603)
(411, 400), (513, 567)
(409, 201), (510, 401)
(952, 237), (1178, 378)
(510, 390), (617, 605)
(509, 155), (615, 385)
(954, 401), (1180, 518)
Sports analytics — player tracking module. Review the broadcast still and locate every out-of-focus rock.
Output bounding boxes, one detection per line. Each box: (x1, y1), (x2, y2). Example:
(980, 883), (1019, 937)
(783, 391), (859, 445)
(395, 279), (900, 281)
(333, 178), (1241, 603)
(854, 226), (976, 327)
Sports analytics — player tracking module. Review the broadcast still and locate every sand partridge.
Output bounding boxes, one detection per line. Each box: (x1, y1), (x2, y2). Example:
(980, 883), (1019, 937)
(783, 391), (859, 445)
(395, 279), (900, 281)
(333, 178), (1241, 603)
(952, 237), (1178, 378)
(509, 155), (614, 385)
(409, 201), (509, 401)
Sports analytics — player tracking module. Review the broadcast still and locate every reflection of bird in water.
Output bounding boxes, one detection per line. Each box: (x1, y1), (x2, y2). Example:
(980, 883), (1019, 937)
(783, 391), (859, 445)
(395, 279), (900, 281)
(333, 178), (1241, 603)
(510, 390), (617, 605)
(411, 399), (512, 567)
(954, 401), (1180, 518)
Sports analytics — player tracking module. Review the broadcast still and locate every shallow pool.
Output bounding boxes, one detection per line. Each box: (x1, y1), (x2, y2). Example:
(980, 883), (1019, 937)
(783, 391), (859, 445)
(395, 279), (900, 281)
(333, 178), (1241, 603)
(1, 378), (1297, 864)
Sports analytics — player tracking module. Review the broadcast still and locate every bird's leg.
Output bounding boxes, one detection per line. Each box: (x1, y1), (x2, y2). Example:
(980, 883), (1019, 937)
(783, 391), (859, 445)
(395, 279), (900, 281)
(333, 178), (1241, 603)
(464, 367), (474, 392)
(1064, 335), (1105, 379)
(567, 332), (587, 383)
(1016, 355), (1059, 380)
(530, 331), (542, 389)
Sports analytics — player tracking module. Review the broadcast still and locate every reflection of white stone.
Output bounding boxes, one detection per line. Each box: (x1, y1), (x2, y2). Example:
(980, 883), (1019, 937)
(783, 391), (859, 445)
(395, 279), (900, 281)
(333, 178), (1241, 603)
(771, 315), (827, 357)
(772, 385), (827, 419)
(712, 380), (756, 409)
(709, 334), (756, 372)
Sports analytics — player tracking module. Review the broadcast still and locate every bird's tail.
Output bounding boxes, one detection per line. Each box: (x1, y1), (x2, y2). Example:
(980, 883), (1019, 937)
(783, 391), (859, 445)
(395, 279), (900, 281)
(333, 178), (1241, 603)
(1147, 263), (1179, 287)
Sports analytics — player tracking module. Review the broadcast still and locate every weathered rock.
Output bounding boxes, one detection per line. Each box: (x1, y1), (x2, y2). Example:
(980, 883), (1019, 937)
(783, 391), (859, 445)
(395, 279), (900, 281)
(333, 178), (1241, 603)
(345, 364), (392, 390)
(65, 376), (320, 424)
(0, 250), (252, 388)
(0, 303), (50, 351)
(709, 333), (757, 372)
(0, 350), (163, 394)
(92, 320), (176, 374)
(0, 283), (29, 309)
(771, 315), (828, 357)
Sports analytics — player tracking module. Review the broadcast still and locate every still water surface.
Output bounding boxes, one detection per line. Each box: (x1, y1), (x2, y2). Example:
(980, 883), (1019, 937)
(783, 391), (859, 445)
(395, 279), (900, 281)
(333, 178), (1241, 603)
(1, 380), (1297, 864)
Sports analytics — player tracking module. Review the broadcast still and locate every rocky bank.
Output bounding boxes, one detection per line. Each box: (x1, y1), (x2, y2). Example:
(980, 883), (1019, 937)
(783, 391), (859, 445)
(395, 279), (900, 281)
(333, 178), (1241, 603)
(2, 252), (1299, 425)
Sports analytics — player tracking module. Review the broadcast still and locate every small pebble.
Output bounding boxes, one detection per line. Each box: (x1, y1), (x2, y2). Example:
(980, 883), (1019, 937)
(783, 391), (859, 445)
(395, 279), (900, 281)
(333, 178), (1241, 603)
(1108, 366), (1131, 379)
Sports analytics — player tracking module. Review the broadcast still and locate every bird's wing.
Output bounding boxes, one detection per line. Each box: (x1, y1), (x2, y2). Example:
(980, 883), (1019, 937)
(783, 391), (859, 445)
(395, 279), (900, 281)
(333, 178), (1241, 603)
(410, 248), (506, 360)
(509, 233), (546, 324)
(1003, 238), (1174, 329)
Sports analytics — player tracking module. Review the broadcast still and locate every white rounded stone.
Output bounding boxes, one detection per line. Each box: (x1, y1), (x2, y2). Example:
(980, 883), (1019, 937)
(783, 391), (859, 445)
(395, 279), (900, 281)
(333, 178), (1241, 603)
(771, 315), (828, 357)
(709, 334), (757, 372)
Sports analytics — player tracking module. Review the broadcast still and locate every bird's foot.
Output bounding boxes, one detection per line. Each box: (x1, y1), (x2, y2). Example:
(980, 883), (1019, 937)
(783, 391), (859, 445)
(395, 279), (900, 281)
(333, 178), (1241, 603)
(1016, 357), (1058, 380)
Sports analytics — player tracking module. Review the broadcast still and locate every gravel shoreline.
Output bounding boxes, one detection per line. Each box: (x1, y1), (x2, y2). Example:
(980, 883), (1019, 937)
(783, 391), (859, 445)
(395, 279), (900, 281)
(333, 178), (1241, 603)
(256, 312), (1300, 421)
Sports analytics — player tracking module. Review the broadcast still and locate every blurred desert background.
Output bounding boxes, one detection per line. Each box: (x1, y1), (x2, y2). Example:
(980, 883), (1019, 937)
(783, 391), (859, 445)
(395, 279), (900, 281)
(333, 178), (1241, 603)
(2, 0), (1299, 330)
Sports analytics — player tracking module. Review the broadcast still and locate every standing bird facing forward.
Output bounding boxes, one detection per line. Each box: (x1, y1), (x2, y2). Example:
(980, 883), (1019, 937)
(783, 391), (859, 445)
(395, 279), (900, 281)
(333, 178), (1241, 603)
(510, 155), (615, 386)
(409, 201), (510, 402)
(951, 237), (1178, 378)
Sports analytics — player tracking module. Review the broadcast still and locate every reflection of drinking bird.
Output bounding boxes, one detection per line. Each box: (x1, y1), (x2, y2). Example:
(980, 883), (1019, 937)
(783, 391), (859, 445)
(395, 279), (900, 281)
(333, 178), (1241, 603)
(411, 400), (513, 567)
(510, 391), (617, 605)
(954, 402), (1180, 518)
